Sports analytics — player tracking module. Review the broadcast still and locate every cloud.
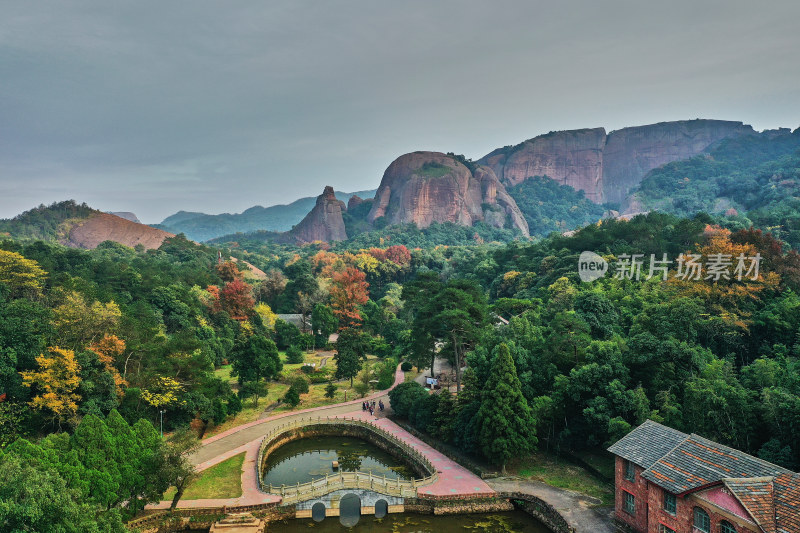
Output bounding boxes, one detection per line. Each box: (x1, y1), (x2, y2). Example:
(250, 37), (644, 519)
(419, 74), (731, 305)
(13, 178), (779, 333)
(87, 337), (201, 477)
(1, 0), (799, 222)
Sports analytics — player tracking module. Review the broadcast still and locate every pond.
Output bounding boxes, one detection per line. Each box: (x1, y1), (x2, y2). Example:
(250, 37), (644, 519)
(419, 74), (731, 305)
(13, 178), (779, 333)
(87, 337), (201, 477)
(261, 435), (419, 487)
(267, 510), (550, 532)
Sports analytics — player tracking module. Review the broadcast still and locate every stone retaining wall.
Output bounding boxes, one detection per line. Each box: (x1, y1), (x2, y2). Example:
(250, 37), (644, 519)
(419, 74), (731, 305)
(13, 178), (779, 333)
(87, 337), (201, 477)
(404, 496), (514, 515)
(500, 491), (576, 533)
(258, 422), (434, 482)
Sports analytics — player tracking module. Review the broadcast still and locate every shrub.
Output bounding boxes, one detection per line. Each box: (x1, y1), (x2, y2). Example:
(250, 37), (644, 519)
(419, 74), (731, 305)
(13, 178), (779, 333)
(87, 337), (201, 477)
(325, 382), (337, 399)
(291, 375), (310, 395)
(353, 381), (370, 398)
(283, 386), (300, 407)
(388, 381), (428, 418)
(401, 361), (413, 372)
(286, 345), (304, 364)
(309, 373), (329, 384)
(299, 364), (315, 374)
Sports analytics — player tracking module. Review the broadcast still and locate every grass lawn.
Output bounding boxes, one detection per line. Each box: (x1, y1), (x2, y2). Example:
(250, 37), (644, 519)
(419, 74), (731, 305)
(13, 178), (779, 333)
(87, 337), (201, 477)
(163, 452), (245, 501)
(204, 351), (394, 438)
(203, 383), (290, 438)
(511, 452), (614, 505)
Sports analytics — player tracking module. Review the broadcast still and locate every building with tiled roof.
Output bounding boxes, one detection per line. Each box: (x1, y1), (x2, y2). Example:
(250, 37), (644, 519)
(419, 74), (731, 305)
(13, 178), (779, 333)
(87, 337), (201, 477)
(607, 420), (800, 533)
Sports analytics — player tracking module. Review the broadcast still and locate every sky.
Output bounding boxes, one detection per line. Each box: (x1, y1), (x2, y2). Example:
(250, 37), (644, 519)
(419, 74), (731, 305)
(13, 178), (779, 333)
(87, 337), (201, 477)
(1, 1), (799, 223)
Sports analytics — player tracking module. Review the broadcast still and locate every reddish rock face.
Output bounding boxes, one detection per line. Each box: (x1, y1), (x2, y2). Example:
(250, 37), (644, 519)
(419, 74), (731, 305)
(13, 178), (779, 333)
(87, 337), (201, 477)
(367, 152), (529, 237)
(347, 195), (364, 211)
(602, 119), (755, 205)
(490, 128), (607, 203)
(290, 186), (348, 243)
(480, 119), (754, 206)
(66, 212), (173, 250)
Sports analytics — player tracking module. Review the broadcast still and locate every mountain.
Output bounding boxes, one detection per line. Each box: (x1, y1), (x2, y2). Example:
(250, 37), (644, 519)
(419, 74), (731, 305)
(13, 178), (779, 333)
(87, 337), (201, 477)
(110, 212), (142, 224)
(479, 119), (755, 206)
(157, 189), (376, 242)
(631, 127), (800, 247)
(288, 186), (348, 243)
(367, 151), (530, 237)
(68, 213), (174, 250)
(0, 200), (174, 250)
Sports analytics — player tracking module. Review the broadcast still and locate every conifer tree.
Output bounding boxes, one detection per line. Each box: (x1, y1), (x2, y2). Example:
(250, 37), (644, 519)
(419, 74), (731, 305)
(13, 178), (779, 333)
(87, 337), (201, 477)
(476, 343), (537, 473)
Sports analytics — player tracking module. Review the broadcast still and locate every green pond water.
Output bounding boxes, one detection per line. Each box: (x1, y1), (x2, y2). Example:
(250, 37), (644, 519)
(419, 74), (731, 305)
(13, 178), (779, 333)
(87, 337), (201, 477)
(261, 436), (418, 487)
(266, 511), (550, 532)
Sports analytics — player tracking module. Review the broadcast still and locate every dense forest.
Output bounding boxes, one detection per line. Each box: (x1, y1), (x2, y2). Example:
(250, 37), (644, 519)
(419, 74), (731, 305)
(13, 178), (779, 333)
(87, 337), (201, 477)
(2, 198), (800, 528)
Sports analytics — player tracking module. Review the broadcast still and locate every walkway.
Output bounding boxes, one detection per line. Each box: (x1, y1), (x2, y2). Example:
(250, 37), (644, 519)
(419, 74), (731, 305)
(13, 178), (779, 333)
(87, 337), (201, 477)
(146, 366), (613, 533)
(487, 478), (615, 533)
(148, 366), (489, 509)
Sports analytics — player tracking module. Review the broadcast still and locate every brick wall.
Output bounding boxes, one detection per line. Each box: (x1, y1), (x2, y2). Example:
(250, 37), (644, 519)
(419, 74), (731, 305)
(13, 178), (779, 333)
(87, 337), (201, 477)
(614, 457), (649, 532)
(683, 496), (761, 533)
(641, 482), (761, 533)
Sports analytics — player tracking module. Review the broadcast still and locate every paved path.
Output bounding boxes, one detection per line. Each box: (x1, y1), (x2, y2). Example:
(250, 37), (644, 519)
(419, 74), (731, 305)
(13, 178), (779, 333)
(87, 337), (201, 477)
(486, 478), (614, 533)
(147, 366), (490, 510)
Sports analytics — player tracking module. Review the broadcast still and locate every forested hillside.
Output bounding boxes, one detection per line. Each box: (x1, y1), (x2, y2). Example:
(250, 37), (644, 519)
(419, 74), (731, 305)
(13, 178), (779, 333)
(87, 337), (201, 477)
(2, 207), (800, 527)
(634, 129), (800, 247)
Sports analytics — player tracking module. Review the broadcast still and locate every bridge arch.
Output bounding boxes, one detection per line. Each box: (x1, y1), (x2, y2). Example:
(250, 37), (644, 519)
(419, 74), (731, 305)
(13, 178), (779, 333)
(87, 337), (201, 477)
(339, 493), (361, 527)
(311, 502), (325, 522)
(374, 498), (388, 518)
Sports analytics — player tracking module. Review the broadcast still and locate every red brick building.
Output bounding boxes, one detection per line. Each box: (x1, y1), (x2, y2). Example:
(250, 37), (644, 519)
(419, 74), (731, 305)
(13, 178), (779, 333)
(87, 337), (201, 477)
(607, 420), (800, 533)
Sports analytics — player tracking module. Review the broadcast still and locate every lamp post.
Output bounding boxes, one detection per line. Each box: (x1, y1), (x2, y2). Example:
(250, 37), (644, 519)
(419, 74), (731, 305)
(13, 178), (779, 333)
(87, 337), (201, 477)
(160, 410), (165, 438)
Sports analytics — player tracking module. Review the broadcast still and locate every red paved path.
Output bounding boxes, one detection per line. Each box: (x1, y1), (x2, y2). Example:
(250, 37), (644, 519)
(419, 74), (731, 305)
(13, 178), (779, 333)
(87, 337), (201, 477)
(147, 366), (492, 510)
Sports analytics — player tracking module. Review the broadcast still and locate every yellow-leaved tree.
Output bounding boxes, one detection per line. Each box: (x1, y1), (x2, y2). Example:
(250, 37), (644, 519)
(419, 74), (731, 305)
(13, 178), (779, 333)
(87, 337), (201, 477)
(88, 334), (128, 396)
(20, 346), (82, 428)
(53, 290), (121, 348)
(141, 376), (184, 409)
(254, 302), (278, 330)
(0, 249), (47, 298)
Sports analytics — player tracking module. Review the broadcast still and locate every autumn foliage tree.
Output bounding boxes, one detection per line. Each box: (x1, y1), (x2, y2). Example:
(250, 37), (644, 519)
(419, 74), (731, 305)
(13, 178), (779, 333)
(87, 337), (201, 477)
(220, 279), (255, 320)
(329, 267), (369, 329)
(88, 335), (127, 396)
(215, 260), (242, 282)
(20, 346), (82, 428)
(0, 250), (47, 298)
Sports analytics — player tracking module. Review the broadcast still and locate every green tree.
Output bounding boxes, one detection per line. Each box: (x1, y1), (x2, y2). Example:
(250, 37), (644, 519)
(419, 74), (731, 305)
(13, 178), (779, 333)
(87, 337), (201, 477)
(283, 386), (300, 407)
(334, 328), (368, 386)
(325, 382), (337, 399)
(230, 335), (282, 407)
(476, 343), (537, 473)
(286, 345), (304, 364)
(311, 304), (337, 347)
(0, 453), (127, 533)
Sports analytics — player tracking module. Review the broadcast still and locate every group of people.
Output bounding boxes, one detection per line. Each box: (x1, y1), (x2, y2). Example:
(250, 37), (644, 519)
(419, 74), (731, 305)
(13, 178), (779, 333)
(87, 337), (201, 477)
(362, 399), (384, 416)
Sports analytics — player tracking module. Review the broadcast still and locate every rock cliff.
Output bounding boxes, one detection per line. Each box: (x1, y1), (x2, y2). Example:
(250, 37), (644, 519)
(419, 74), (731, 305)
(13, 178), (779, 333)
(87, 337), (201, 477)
(67, 213), (174, 250)
(483, 128), (607, 203)
(602, 119), (755, 204)
(366, 152), (529, 236)
(480, 119), (754, 205)
(289, 186), (348, 242)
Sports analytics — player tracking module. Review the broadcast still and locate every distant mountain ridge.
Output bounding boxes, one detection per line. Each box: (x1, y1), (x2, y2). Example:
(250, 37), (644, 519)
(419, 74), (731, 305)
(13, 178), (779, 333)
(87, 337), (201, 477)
(156, 189), (376, 242)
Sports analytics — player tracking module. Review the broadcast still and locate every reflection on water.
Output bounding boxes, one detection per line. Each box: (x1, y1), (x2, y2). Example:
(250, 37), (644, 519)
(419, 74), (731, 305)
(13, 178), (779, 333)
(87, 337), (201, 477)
(268, 511), (550, 532)
(261, 436), (418, 487)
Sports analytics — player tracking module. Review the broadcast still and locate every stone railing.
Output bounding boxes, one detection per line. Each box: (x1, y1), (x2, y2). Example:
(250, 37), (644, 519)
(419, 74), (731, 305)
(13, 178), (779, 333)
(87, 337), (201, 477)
(256, 416), (437, 504)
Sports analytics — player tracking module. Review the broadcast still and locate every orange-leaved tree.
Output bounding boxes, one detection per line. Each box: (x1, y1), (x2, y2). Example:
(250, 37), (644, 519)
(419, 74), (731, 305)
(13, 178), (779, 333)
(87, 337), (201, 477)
(20, 346), (82, 428)
(220, 279), (254, 320)
(89, 334), (128, 396)
(329, 267), (369, 329)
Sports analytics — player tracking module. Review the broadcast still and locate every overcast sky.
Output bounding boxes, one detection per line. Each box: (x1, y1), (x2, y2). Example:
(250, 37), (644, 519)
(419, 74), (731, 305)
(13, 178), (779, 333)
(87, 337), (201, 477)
(1, 1), (799, 223)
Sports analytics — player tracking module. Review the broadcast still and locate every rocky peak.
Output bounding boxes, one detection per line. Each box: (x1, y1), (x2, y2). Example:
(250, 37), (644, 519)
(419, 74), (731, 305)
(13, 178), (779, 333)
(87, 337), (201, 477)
(289, 186), (348, 242)
(347, 195), (364, 211)
(367, 151), (529, 236)
(479, 119), (755, 205)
